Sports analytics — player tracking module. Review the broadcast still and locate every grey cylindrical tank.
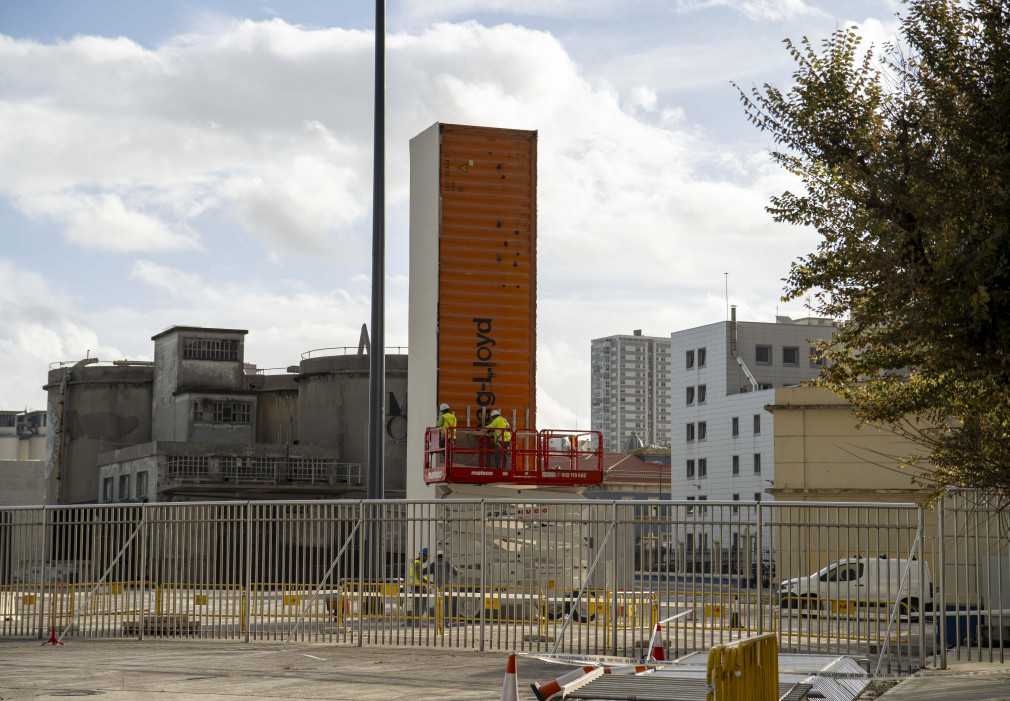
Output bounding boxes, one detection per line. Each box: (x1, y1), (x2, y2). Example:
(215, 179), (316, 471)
(296, 353), (408, 497)
(44, 362), (154, 505)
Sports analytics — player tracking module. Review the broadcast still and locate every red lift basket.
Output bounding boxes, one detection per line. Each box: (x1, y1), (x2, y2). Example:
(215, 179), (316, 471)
(423, 428), (603, 487)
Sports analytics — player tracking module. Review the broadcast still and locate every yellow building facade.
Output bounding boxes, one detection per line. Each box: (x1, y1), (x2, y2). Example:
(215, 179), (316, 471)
(768, 386), (933, 504)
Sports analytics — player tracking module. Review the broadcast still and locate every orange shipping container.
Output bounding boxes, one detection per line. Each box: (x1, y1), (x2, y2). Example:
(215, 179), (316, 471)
(436, 124), (537, 429)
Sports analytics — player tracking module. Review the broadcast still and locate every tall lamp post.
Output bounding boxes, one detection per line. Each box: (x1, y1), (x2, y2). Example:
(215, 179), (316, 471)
(365, 0), (386, 578)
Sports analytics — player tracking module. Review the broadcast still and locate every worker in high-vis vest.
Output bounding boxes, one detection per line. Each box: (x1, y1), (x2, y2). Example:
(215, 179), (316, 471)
(435, 402), (457, 447)
(408, 547), (430, 619)
(484, 409), (511, 470)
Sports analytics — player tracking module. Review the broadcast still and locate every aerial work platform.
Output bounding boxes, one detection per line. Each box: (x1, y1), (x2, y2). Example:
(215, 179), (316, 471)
(423, 428), (603, 487)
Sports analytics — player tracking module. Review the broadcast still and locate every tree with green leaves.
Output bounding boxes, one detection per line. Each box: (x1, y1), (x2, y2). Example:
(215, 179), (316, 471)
(738, 0), (1010, 501)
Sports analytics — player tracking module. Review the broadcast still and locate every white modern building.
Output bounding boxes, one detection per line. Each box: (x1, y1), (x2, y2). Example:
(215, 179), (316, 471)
(670, 311), (836, 506)
(591, 331), (671, 452)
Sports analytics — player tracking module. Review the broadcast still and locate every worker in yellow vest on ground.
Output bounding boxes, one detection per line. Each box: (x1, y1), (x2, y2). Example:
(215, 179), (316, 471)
(407, 547), (430, 621)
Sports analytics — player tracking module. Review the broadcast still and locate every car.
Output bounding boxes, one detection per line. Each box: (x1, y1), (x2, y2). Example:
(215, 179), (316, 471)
(778, 555), (933, 615)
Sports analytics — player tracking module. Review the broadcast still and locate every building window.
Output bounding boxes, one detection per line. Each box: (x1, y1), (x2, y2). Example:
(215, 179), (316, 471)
(732, 417), (739, 436)
(686, 496), (695, 514)
(732, 493), (740, 513)
(755, 492), (762, 502)
(698, 495), (707, 512)
(183, 338), (240, 361)
(103, 478), (114, 503)
(686, 350), (695, 368)
(136, 471), (148, 500)
(192, 401), (203, 422)
(698, 421), (707, 440)
(698, 384), (707, 404)
(698, 458), (707, 478)
(686, 423), (695, 441)
(213, 402), (251, 423)
(753, 414), (761, 434)
(118, 474), (130, 501)
(783, 346), (799, 365)
(755, 345), (772, 364)
(732, 455), (740, 475)
(686, 386), (695, 405)
(698, 348), (706, 366)
(809, 346), (826, 367)
(686, 459), (695, 479)
(754, 453), (762, 474)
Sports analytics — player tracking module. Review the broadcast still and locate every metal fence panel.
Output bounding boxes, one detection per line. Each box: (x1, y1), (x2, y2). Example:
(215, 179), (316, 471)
(2, 496), (1006, 675)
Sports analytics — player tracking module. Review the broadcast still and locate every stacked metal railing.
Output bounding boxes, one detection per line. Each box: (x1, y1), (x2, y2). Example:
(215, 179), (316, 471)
(0, 495), (1006, 673)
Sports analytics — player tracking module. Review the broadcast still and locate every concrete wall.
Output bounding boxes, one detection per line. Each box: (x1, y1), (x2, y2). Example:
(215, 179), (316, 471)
(768, 386), (933, 500)
(407, 123), (442, 501)
(0, 460), (47, 505)
(185, 392), (257, 444)
(152, 327), (249, 442)
(296, 353), (408, 497)
(45, 363), (154, 505)
(151, 332), (181, 441)
(0, 437), (18, 461)
(254, 374), (299, 444)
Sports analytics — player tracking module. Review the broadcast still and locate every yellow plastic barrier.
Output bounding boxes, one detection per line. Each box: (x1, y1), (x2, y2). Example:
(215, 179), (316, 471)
(706, 632), (778, 701)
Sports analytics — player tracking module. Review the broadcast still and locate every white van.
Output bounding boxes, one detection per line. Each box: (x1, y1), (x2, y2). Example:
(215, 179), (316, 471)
(779, 555), (933, 615)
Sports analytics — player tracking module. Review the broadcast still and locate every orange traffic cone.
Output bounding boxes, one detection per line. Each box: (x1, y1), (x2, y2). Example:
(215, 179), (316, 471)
(500, 653), (519, 701)
(531, 665), (597, 701)
(647, 623), (666, 662)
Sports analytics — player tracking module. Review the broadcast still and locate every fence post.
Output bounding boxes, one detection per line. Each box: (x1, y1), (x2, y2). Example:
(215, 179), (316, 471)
(243, 502), (252, 643)
(39, 506), (51, 640)
(137, 503), (148, 641)
(479, 499), (486, 653)
(917, 505), (926, 670)
(357, 501), (365, 646)
(756, 502), (764, 634)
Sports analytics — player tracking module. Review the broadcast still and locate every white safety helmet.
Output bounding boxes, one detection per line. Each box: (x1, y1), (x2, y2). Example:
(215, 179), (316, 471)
(490, 409), (501, 417)
(439, 403), (449, 411)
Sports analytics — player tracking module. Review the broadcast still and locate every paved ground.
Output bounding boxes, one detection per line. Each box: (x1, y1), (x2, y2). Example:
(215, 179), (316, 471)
(0, 640), (556, 700)
(879, 651), (1010, 701)
(1, 638), (1008, 700)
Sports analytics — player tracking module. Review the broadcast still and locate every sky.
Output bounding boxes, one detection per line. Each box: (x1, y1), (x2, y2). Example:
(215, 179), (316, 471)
(0, 0), (904, 430)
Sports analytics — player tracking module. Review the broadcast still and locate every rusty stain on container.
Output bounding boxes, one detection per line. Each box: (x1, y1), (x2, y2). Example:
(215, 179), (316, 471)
(437, 124), (537, 429)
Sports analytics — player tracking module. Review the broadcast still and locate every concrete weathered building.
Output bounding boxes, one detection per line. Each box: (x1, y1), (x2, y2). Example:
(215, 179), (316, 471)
(0, 410), (49, 505)
(44, 360), (155, 505)
(297, 352), (408, 497)
(34, 325), (409, 504)
(152, 327), (254, 444)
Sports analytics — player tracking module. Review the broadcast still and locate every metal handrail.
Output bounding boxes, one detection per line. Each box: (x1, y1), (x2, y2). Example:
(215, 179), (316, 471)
(48, 359), (153, 370)
(300, 346), (407, 360)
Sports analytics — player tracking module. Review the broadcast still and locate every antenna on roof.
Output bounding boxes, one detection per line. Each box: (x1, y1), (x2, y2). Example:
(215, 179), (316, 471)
(724, 273), (729, 321)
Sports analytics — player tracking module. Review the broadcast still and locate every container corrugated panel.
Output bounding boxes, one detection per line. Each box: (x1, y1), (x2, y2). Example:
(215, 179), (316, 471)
(437, 124), (537, 429)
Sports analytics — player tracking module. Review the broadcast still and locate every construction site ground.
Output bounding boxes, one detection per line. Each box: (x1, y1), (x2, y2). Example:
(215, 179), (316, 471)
(1, 638), (1008, 700)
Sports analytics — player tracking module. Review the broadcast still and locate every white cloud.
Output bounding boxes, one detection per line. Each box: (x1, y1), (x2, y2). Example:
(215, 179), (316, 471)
(0, 17), (833, 425)
(17, 192), (200, 252)
(0, 260), (126, 410)
(398, 0), (639, 22)
(675, 0), (826, 22)
(630, 85), (658, 112)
